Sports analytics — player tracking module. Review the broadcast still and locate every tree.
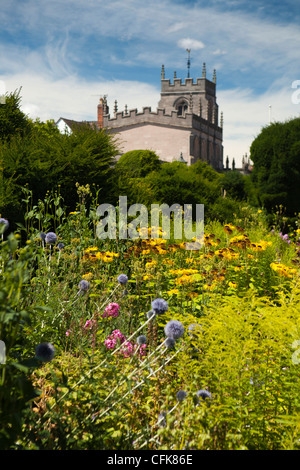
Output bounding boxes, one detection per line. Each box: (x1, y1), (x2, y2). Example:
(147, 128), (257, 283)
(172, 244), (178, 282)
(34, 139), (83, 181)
(115, 149), (161, 178)
(113, 150), (162, 205)
(0, 89), (32, 141)
(250, 117), (300, 215)
(219, 170), (247, 201)
(0, 118), (120, 228)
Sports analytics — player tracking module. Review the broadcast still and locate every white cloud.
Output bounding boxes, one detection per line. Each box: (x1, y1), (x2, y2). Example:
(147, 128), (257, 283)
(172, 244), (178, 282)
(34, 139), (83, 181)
(3, 72), (159, 124)
(219, 84), (300, 166)
(213, 49), (227, 56)
(166, 22), (185, 34)
(177, 38), (205, 51)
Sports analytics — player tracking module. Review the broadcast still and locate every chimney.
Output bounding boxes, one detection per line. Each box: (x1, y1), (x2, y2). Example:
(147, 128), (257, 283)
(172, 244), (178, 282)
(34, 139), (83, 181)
(97, 98), (104, 128)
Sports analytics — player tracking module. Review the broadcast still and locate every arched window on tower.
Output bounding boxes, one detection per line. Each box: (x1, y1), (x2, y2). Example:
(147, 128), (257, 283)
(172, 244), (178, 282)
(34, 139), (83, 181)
(174, 98), (189, 116)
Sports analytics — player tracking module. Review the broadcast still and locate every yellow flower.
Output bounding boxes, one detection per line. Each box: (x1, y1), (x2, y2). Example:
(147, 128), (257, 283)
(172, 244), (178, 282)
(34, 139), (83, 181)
(224, 223), (236, 234)
(105, 250), (119, 258)
(167, 288), (179, 295)
(188, 292), (199, 298)
(156, 246), (167, 254)
(170, 268), (199, 275)
(163, 259), (175, 266)
(204, 282), (217, 291)
(215, 248), (239, 260)
(83, 272), (93, 281)
(85, 246), (99, 253)
(228, 281), (237, 288)
(145, 260), (157, 268)
(175, 273), (200, 285)
(233, 265), (244, 272)
(250, 240), (272, 251)
(270, 262), (297, 278)
(102, 255), (114, 262)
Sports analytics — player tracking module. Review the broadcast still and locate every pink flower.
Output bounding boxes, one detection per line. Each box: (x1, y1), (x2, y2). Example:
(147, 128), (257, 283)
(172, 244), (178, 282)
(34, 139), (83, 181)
(84, 319), (97, 330)
(104, 329), (147, 358)
(103, 302), (120, 318)
(66, 329), (71, 336)
(121, 340), (134, 357)
(139, 344), (147, 357)
(104, 329), (126, 350)
(111, 329), (126, 342)
(104, 337), (117, 349)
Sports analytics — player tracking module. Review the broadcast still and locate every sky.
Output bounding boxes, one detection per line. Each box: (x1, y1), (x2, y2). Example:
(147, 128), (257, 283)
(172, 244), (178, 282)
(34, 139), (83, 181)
(1, 0), (300, 167)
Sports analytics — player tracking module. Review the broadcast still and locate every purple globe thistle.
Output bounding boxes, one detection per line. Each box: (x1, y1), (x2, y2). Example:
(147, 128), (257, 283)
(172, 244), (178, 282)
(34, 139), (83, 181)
(0, 218), (9, 232)
(79, 279), (90, 293)
(35, 342), (55, 362)
(57, 242), (65, 250)
(164, 337), (175, 348)
(196, 389), (212, 403)
(164, 320), (185, 340)
(146, 310), (155, 319)
(151, 298), (168, 315)
(137, 335), (147, 345)
(176, 390), (187, 402)
(117, 274), (128, 285)
(40, 232), (46, 241)
(45, 232), (57, 245)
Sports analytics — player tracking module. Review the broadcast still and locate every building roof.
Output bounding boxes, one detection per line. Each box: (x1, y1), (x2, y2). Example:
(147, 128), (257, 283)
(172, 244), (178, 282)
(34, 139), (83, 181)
(55, 117), (96, 133)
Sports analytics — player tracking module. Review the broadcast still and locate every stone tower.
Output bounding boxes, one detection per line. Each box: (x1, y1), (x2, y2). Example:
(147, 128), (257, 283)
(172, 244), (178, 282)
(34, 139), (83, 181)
(158, 63), (219, 125)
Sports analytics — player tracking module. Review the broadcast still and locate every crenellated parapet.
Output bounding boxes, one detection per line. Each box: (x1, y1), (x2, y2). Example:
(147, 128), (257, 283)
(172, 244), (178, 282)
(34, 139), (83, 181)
(160, 76), (216, 96)
(102, 105), (222, 134)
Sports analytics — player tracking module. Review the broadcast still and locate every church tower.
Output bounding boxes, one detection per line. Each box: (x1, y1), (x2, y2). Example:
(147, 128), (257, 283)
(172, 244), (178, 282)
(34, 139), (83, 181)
(157, 63), (223, 169)
(158, 63), (219, 126)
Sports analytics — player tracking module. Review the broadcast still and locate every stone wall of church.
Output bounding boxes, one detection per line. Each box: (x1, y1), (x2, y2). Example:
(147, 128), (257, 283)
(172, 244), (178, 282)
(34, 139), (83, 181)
(110, 123), (192, 164)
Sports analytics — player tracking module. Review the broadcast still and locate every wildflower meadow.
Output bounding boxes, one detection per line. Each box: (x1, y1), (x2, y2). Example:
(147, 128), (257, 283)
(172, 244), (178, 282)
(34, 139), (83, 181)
(1, 186), (300, 452)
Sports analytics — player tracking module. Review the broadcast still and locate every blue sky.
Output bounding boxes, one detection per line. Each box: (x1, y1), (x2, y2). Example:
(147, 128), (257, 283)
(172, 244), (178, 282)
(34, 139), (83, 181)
(1, 0), (299, 165)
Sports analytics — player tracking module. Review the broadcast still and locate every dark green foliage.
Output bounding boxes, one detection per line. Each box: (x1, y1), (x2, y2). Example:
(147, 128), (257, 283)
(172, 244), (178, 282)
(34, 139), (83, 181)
(0, 117), (120, 229)
(250, 117), (300, 215)
(0, 89), (32, 141)
(115, 149), (161, 178)
(113, 157), (245, 223)
(145, 161), (220, 208)
(219, 170), (247, 200)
